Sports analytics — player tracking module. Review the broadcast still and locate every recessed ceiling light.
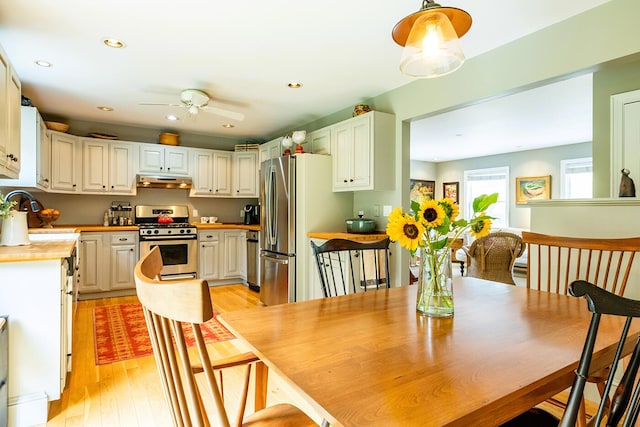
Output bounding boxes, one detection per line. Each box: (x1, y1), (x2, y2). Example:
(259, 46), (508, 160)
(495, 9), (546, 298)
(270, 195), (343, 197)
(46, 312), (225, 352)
(222, 124), (235, 128)
(103, 38), (125, 48)
(97, 106), (113, 111)
(34, 60), (52, 67)
(287, 82), (303, 88)
(166, 114), (179, 121)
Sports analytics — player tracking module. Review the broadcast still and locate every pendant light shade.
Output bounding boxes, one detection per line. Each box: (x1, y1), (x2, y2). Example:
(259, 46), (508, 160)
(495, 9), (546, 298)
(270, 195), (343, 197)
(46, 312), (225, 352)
(392, 0), (472, 79)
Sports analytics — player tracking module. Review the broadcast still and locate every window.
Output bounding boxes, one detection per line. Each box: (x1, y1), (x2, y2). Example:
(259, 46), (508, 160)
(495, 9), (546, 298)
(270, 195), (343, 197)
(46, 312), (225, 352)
(560, 157), (592, 199)
(463, 167), (509, 228)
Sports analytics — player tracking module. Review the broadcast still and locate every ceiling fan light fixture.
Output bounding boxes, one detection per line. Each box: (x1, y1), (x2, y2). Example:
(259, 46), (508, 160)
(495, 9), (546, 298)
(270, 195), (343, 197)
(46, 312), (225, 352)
(392, 0), (471, 79)
(187, 105), (199, 115)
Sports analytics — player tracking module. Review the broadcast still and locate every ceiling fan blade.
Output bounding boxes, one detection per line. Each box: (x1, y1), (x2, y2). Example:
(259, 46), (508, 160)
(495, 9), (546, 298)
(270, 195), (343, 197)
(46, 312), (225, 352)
(201, 105), (245, 121)
(139, 102), (185, 107)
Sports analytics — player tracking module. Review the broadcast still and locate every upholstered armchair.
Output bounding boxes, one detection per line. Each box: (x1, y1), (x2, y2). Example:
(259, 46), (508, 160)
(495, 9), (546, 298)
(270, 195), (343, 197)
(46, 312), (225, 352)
(464, 232), (525, 285)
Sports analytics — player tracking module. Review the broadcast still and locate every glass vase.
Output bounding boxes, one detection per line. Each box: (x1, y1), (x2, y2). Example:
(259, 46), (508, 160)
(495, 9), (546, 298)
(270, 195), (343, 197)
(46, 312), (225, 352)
(416, 246), (454, 317)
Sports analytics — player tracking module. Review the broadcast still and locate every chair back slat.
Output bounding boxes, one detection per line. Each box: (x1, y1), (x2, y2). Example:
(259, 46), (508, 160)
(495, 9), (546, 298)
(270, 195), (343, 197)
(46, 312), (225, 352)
(523, 232), (640, 297)
(311, 238), (391, 298)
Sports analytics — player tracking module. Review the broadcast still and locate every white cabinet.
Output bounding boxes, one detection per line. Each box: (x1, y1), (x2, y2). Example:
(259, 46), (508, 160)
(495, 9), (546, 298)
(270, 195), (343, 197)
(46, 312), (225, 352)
(233, 151), (259, 197)
(81, 138), (135, 194)
(198, 229), (246, 282)
(109, 233), (137, 290)
(259, 138), (282, 165)
(0, 45), (21, 179)
(331, 111), (395, 192)
(79, 231), (137, 297)
(50, 131), (80, 192)
(79, 232), (106, 294)
(139, 143), (189, 175)
(0, 106), (50, 189)
(198, 231), (221, 280)
(309, 127), (331, 155)
(191, 149), (232, 197)
(222, 230), (247, 279)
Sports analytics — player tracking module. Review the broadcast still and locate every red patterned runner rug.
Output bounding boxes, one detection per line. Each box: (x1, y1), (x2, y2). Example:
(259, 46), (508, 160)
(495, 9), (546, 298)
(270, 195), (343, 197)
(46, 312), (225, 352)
(93, 302), (235, 365)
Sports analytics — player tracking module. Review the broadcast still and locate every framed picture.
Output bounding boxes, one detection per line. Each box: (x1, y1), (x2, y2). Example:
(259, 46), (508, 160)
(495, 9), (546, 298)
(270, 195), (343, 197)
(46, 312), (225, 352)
(410, 179), (435, 202)
(443, 182), (459, 204)
(515, 175), (551, 204)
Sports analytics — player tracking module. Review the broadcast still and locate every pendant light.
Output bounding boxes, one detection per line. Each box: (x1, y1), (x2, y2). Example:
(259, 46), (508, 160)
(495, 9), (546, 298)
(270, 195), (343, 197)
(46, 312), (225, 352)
(392, 0), (472, 78)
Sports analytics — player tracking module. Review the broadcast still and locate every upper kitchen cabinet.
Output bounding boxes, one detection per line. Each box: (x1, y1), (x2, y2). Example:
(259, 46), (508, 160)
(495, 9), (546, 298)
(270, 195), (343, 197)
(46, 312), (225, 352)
(190, 149), (232, 197)
(259, 137), (282, 165)
(50, 131), (80, 193)
(309, 127), (331, 155)
(81, 138), (135, 195)
(139, 143), (189, 176)
(0, 44), (21, 179)
(331, 111), (395, 192)
(233, 151), (259, 197)
(0, 106), (50, 190)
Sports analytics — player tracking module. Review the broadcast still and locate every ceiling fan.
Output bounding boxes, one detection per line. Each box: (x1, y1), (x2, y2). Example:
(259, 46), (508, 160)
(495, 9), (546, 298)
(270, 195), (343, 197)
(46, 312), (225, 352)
(140, 89), (245, 121)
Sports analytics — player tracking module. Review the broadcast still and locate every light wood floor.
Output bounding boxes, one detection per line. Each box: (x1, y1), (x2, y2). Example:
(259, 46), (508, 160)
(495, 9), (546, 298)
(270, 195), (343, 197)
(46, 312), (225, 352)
(44, 284), (324, 427)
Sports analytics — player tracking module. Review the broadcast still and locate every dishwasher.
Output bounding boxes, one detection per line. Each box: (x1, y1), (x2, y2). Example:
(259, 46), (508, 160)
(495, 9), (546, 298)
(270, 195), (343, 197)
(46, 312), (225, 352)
(246, 231), (259, 292)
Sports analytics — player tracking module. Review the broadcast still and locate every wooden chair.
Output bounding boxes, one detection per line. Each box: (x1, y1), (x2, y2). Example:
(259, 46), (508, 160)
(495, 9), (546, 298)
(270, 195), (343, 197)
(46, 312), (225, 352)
(135, 247), (316, 427)
(522, 231), (640, 425)
(522, 231), (640, 296)
(464, 232), (525, 285)
(561, 280), (640, 426)
(311, 237), (391, 297)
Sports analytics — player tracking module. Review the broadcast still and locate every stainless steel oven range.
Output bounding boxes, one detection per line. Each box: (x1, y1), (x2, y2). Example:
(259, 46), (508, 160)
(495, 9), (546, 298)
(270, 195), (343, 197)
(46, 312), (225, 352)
(135, 205), (197, 279)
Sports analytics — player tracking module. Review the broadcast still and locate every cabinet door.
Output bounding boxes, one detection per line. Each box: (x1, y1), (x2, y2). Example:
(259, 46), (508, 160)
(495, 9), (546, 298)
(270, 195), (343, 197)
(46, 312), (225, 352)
(110, 244), (136, 290)
(310, 127), (331, 155)
(331, 122), (353, 190)
(233, 152), (258, 197)
(109, 142), (134, 194)
(79, 233), (105, 294)
(213, 151), (232, 196)
(199, 240), (220, 280)
(222, 231), (245, 278)
(37, 117), (51, 189)
(51, 132), (79, 192)
(6, 70), (21, 177)
(82, 139), (109, 192)
(350, 115), (371, 189)
(139, 145), (165, 173)
(165, 147), (189, 175)
(192, 149), (214, 195)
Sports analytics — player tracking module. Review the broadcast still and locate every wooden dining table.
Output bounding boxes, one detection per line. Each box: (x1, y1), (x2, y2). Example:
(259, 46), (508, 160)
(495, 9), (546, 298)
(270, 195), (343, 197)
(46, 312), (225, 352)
(219, 277), (640, 426)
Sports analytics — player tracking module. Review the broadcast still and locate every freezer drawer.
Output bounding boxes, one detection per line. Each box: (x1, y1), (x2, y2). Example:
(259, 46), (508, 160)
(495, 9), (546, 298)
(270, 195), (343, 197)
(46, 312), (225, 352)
(260, 252), (293, 305)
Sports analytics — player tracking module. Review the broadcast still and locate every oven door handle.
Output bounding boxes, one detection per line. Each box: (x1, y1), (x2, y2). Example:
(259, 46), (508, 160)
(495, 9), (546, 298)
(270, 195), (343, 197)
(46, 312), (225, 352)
(140, 235), (197, 241)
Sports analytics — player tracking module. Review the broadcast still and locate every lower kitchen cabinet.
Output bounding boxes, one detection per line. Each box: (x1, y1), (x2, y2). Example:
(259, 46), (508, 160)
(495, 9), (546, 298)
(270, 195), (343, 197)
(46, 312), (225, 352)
(198, 229), (246, 284)
(79, 231), (138, 298)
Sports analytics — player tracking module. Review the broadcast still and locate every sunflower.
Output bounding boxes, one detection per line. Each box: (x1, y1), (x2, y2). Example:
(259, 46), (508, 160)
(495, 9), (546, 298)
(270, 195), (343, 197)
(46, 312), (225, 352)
(386, 211), (426, 252)
(438, 198), (459, 222)
(470, 214), (492, 239)
(418, 200), (446, 228)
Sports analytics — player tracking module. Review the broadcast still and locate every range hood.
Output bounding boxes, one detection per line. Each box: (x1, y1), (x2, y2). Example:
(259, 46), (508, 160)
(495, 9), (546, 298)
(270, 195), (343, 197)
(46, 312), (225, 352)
(136, 175), (192, 189)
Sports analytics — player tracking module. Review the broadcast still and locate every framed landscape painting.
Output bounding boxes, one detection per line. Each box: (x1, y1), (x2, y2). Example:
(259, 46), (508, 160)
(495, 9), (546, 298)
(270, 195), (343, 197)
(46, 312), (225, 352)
(443, 182), (459, 204)
(516, 175), (551, 204)
(410, 179), (435, 203)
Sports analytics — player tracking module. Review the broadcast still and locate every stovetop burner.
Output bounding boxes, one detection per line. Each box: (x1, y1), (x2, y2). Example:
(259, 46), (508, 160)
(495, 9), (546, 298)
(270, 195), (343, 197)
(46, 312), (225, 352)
(135, 204), (197, 239)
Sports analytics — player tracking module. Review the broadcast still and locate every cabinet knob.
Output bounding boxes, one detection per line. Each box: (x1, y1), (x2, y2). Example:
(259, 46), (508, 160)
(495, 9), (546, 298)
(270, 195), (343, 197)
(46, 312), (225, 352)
(130, 248), (134, 252)
(102, 185), (106, 189)
(111, 185), (114, 189)
(167, 167), (171, 171)
(119, 238), (127, 241)
(44, 178), (49, 182)
(349, 179), (354, 182)
(72, 184), (77, 187)
(343, 179), (348, 183)
(160, 167), (163, 170)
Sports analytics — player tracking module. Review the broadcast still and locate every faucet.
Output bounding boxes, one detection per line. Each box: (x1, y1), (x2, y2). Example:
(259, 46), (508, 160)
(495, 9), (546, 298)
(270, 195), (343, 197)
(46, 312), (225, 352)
(4, 190), (40, 212)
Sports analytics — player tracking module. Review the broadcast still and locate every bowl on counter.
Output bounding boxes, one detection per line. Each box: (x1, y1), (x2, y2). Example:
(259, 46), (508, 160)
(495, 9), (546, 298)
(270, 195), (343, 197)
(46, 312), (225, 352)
(37, 208), (60, 228)
(345, 216), (376, 234)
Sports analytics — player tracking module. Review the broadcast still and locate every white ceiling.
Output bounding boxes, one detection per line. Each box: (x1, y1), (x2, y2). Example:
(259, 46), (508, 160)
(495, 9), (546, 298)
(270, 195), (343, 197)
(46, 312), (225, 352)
(0, 0), (608, 156)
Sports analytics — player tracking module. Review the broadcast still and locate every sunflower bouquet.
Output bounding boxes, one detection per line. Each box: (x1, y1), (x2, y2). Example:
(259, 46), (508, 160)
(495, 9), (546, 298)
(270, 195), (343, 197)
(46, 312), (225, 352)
(386, 193), (498, 316)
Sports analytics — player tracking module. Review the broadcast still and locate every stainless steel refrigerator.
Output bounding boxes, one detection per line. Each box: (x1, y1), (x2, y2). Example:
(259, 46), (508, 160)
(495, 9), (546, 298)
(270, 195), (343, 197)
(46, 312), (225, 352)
(260, 154), (352, 305)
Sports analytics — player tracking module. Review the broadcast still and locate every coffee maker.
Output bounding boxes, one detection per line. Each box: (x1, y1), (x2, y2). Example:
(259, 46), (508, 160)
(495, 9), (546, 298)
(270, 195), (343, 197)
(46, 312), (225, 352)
(244, 204), (260, 225)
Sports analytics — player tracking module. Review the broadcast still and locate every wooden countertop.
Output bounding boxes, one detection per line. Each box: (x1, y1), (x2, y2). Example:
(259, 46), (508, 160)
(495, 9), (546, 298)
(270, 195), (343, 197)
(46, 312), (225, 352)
(307, 231), (388, 242)
(0, 240), (76, 262)
(193, 223), (260, 231)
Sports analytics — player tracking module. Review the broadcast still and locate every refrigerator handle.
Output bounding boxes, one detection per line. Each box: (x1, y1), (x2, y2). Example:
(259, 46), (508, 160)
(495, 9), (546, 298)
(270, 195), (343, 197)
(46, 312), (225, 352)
(261, 253), (289, 265)
(267, 166), (278, 246)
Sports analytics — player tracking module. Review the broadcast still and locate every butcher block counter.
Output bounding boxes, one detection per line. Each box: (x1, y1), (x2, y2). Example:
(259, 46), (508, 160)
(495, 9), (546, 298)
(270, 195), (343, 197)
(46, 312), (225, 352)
(194, 223), (260, 231)
(307, 231), (388, 242)
(0, 240), (75, 262)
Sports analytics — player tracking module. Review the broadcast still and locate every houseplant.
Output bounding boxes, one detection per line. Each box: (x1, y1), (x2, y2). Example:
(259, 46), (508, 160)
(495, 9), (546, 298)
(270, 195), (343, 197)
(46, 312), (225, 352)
(386, 193), (497, 317)
(0, 193), (17, 219)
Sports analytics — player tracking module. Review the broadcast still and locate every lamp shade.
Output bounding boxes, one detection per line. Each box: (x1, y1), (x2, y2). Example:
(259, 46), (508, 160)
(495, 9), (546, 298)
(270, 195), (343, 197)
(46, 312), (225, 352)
(400, 11), (465, 78)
